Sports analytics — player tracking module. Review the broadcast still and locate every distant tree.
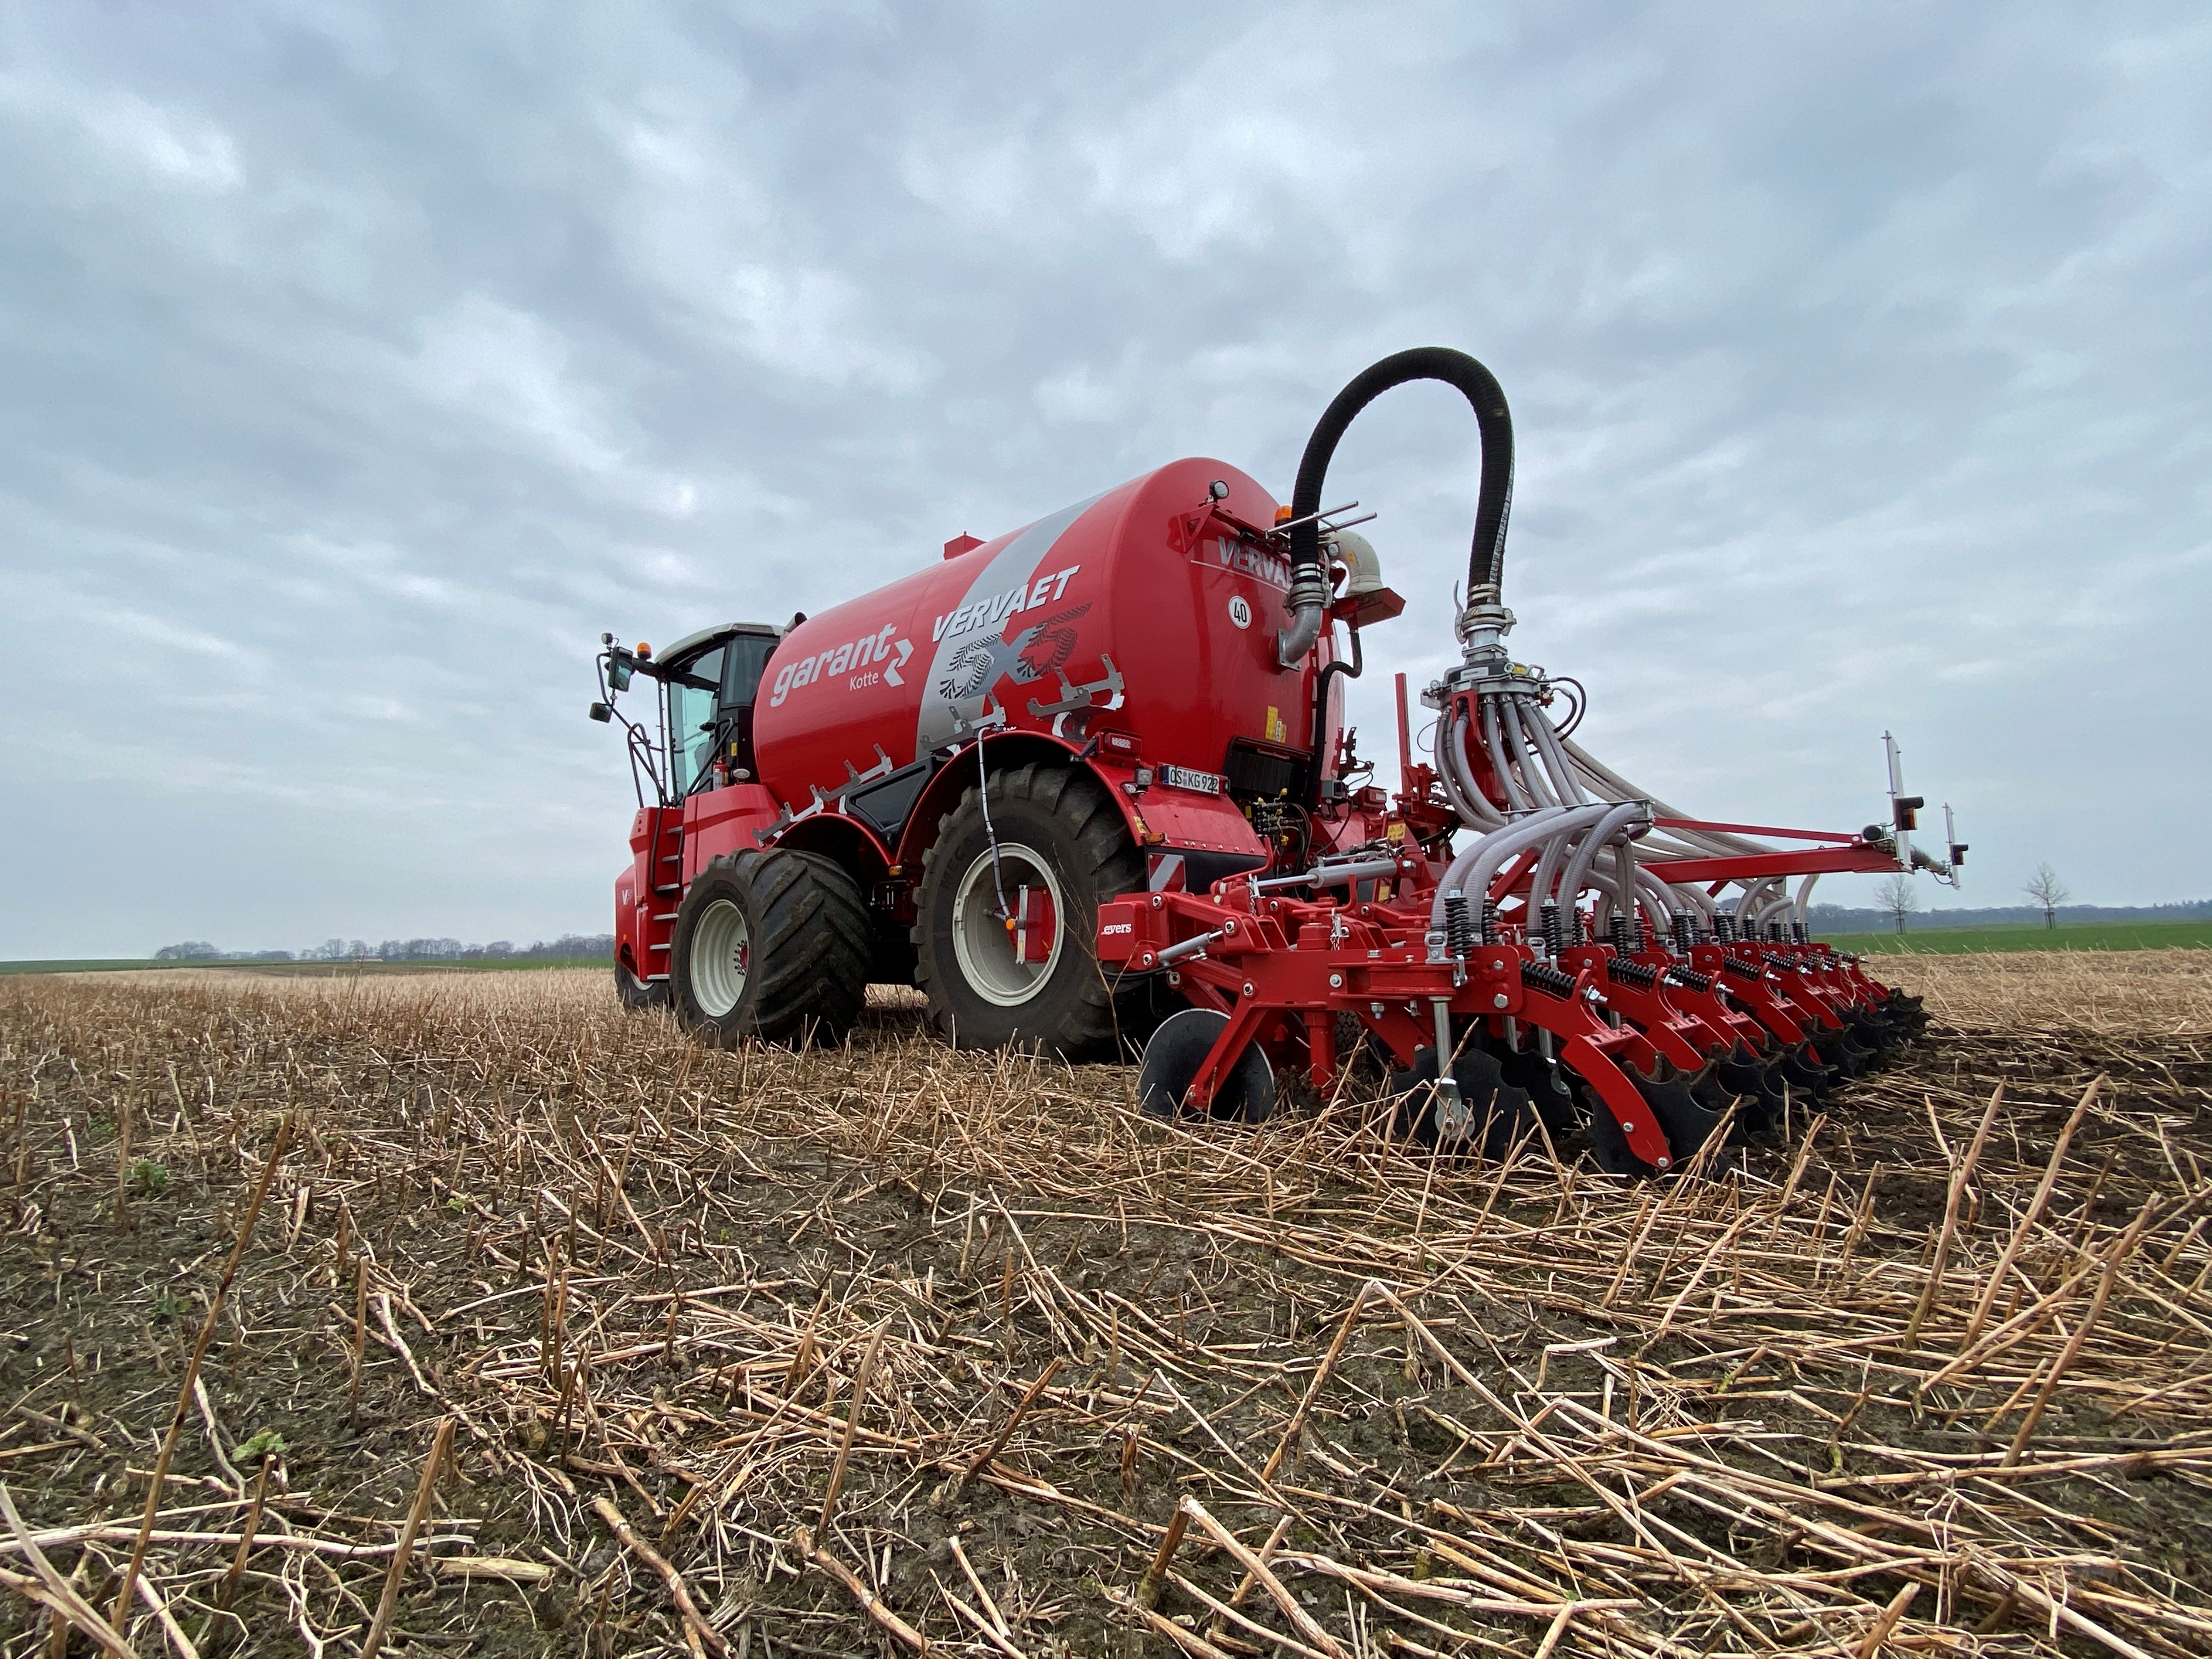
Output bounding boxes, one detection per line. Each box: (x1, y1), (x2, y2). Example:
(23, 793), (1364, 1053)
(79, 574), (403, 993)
(155, 941), (218, 961)
(1874, 874), (1920, 936)
(2022, 863), (2070, 930)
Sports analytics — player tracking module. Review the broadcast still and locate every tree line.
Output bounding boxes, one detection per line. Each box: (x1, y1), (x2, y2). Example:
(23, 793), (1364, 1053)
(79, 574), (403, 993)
(152, 934), (614, 963)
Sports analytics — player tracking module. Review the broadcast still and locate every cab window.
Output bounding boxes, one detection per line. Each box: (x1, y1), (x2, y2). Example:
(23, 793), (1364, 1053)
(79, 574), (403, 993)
(724, 633), (776, 708)
(719, 633), (777, 777)
(665, 645), (724, 798)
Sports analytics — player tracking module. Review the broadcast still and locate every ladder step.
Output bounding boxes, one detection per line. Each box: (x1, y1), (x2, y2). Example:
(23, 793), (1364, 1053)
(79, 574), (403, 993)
(645, 973), (669, 983)
(654, 884), (680, 896)
(653, 912), (678, 923)
(649, 942), (670, 951)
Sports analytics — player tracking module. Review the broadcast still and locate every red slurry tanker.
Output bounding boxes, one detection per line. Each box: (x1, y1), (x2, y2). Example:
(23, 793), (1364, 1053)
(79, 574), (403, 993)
(589, 348), (1963, 1174)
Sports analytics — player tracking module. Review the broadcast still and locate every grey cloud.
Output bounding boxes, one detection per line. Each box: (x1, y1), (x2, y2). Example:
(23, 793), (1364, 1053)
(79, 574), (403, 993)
(1, 1), (2206, 955)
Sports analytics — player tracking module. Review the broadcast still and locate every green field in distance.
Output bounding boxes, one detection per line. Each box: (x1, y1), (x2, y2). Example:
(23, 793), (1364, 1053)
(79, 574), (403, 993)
(1819, 918), (2212, 955)
(10, 919), (2209, 976)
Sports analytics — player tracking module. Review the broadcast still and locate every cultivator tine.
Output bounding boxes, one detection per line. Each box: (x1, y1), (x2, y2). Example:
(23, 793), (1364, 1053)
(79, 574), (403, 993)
(1391, 1046), (1535, 1159)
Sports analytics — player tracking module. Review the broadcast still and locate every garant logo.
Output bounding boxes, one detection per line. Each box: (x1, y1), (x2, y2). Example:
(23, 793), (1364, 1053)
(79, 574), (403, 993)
(768, 623), (912, 707)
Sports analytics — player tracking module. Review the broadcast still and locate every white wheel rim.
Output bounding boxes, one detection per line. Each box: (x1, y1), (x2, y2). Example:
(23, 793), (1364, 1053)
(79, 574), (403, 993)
(950, 843), (1066, 1008)
(690, 898), (751, 1018)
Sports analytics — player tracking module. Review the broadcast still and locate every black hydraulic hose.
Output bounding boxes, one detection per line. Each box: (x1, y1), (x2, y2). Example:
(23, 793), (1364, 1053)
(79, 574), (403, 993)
(1290, 346), (1516, 603)
(1310, 623), (1362, 806)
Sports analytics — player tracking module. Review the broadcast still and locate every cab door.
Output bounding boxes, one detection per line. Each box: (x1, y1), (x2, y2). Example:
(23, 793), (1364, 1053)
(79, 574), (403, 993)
(675, 635), (783, 882)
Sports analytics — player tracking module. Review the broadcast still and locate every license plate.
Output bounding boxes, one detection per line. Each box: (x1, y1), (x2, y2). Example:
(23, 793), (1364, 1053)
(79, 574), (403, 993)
(1159, 765), (1224, 796)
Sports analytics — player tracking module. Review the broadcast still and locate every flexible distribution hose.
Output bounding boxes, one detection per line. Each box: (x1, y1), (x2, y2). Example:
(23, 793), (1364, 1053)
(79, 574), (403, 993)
(1429, 803), (1613, 932)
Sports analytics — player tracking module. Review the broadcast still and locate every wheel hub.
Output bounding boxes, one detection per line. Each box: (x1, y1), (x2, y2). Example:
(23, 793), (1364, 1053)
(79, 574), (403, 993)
(950, 844), (1066, 1007)
(690, 898), (751, 1018)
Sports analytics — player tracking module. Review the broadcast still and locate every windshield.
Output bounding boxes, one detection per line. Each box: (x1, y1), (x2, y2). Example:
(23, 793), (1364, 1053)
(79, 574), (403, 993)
(665, 645), (724, 798)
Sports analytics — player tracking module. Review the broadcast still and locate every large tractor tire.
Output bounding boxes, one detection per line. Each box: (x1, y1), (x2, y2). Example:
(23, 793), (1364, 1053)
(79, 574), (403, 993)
(672, 849), (871, 1047)
(912, 761), (1146, 1056)
(614, 958), (670, 1012)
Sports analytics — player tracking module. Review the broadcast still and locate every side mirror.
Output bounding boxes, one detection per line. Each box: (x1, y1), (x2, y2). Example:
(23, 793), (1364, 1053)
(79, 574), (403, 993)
(588, 702), (612, 723)
(608, 659), (633, 692)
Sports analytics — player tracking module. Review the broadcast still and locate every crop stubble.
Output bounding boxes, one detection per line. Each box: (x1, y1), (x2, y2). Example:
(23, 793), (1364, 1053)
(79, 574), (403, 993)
(0, 950), (2208, 1656)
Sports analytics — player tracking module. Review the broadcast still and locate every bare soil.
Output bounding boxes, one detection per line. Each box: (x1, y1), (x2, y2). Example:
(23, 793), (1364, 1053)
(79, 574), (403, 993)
(1, 952), (2208, 1657)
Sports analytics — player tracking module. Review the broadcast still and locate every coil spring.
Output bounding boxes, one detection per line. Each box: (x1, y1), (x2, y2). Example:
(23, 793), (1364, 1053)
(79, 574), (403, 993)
(1606, 956), (1659, 990)
(1793, 922), (1810, 945)
(1480, 899), (1499, 945)
(1520, 958), (1579, 999)
(1444, 890), (1475, 958)
(1609, 914), (1633, 955)
(1671, 914), (1697, 955)
(1721, 953), (1763, 983)
(1713, 913), (1737, 943)
(1666, 964), (1714, 994)
(1541, 901), (1566, 958)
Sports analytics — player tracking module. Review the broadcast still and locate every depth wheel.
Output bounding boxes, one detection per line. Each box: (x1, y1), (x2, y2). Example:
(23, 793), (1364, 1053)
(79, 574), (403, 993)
(672, 849), (871, 1047)
(1138, 1008), (1276, 1125)
(913, 762), (1145, 1055)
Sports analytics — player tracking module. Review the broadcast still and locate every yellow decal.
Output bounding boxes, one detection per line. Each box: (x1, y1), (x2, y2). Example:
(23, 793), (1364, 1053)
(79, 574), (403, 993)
(1266, 705), (1286, 744)
(1386, 820), (1407, 842)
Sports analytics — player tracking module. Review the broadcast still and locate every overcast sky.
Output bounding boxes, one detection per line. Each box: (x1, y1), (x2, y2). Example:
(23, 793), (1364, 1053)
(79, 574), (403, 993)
(2, 2), (2206, 957)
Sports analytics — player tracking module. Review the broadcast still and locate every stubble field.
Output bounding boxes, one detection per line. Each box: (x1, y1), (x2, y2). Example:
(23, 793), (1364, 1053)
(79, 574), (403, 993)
(1, 952), (2208, 1657)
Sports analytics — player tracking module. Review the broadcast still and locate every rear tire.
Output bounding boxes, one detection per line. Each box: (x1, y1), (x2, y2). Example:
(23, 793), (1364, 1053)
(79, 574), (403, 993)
(913, 762), (1144, 1055)
(614, 958), (669, 1012)
(672, 849), (871, 1047)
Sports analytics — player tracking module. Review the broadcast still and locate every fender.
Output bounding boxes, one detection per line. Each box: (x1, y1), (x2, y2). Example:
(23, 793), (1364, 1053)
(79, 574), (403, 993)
(889, 729), (1268, 884)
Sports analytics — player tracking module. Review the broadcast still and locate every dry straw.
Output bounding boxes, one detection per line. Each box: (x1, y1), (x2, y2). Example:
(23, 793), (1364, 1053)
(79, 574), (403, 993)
(0, 952), (2206, 1658)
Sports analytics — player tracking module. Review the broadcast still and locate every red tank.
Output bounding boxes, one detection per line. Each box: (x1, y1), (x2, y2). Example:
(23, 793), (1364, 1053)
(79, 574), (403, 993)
(752, 457), (1331, 827)
(752, 462), (1318, 805)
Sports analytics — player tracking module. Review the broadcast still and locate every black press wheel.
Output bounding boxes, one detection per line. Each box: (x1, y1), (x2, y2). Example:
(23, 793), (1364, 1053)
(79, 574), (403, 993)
(672, 849), (871, 1047)
(912, 761), (1145, 1056)
(1138, 1007), (1276, 1124)
(614, 958), (669, 1012)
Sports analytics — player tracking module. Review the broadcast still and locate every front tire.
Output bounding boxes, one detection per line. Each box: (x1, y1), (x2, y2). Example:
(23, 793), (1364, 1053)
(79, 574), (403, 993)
(912, 762), (1144, 1055)
(672, 849), (871, 1047)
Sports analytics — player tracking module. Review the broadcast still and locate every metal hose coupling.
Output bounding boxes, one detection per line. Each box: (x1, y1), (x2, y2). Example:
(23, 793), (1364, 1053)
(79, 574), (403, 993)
(1273, 568), (1333, 667)
(1452, 586), (1517, 675)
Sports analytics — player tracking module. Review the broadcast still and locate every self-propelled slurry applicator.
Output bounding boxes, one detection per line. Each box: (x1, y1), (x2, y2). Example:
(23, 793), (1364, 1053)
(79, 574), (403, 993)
(589, 348), (1962, 1174)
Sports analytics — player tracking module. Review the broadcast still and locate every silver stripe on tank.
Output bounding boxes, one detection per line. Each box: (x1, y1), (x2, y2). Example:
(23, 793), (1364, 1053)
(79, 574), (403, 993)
(912, 490), (1105, 756)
